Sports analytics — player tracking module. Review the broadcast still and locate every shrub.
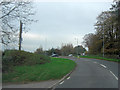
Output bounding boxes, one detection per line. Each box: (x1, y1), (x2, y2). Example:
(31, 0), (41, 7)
(2, 50), (50, 72)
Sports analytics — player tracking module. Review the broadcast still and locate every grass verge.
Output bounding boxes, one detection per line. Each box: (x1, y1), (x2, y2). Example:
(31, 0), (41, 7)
(2, 50), (50, 72)
(3, 57), (76, 83)
(79, 55), (120, 62)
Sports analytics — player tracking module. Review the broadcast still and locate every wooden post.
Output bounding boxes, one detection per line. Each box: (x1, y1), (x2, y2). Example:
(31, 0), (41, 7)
(118, 1), (120, 57)
(19, 20), (22, 50)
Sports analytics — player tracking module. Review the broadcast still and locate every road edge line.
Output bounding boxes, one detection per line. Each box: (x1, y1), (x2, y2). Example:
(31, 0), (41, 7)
(48, 61), (77, 90)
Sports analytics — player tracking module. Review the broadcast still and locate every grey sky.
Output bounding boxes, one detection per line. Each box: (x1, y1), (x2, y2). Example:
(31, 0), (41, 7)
(22, 1), (112, 52)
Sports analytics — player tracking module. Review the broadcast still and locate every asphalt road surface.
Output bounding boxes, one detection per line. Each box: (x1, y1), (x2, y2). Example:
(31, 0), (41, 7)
(55, 57), (118, 88)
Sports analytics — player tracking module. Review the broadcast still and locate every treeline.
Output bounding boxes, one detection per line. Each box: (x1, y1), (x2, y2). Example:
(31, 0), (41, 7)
(35, 44), (86, 56)
(83, 1), (120, 58)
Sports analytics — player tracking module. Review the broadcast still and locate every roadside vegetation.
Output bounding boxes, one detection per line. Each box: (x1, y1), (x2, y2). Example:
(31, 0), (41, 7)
(2, 50), (50, 73)
(82, 1), (120, 59)
(2, 50), (76, 83)
(79, 55), (119, 62)
(35, 44), (86, 56)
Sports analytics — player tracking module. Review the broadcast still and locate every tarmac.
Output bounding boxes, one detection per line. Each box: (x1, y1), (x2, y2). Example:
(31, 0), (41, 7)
(2, 80), (59, 88)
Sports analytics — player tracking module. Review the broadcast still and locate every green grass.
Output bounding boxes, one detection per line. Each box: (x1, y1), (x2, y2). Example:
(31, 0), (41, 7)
(3, 58), (76, 83)
(79, 55), (120, 62)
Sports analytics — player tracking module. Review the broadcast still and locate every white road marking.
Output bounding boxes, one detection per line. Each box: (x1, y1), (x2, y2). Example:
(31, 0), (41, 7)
(99, 63), (118, 80)
(94, 62), (97, 64)
(67, 77), (70, 80)
(109, 71), (118, 80)
(59, 81), (64, 85)
(100, 64), (107, 68)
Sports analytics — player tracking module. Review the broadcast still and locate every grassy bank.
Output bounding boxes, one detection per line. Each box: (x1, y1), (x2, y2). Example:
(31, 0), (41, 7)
(3, 58), (76, 83)
(79, 55), (119, 62)
(2, 50), (50, 72)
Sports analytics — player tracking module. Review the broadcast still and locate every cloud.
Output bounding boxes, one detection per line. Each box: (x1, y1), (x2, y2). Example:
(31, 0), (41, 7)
(22, 32), (48, 51)
(33, 0), (113, 2)
(21, 2), (112, 52)
(21, 32), (85, 52)
(22, 33), (47, 41)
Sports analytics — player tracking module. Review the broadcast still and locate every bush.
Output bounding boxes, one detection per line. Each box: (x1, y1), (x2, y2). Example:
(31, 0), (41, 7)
(2, 50), (50, 72)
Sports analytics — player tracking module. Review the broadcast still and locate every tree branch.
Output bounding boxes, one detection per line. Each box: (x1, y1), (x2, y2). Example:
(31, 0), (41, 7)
(0, 6), (17, 19)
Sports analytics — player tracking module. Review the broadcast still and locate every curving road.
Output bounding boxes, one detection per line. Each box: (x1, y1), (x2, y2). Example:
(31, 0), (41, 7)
(55, 57), (118, 88)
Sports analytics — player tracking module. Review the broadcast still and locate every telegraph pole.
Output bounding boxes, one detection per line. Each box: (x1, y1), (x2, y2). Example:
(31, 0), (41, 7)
(73, 33), (79, 57)
(103, 24), (104, 57)
(75, 37), (79, 57)
(77, 38), (79, 56)
(19, 20), (23, 51)
(117, 1), (120, 58)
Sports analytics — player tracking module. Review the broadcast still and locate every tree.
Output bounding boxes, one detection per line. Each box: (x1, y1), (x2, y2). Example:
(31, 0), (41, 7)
(95, 10), (119, 54)
(34, 47), (44, 55)
(74, 45), (86, 55)
(83, 1), (120, 56)
(83, 33), (95, 51)
(61, 44), (74, 56)
(83, 33), (102, 54)
(111, 0), (120, 55)
(0, 0), (36, 48)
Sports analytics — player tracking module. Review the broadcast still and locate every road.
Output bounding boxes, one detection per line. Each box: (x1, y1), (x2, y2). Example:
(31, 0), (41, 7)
(54, 57), (118, 88)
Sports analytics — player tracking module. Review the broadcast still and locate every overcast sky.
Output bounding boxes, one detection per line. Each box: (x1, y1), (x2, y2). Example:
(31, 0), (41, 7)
(21, 0), (113, 52)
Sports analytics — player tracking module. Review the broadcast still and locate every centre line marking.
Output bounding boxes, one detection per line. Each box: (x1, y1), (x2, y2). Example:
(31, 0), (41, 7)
(100, 64), (107, 68)
(67, 77), (70, 80)
(109, 71), (118, 80)
(59, 81), (64, 85)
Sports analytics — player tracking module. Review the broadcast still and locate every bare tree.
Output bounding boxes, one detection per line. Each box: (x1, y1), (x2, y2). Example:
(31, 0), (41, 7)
(0, 0), (36, 49)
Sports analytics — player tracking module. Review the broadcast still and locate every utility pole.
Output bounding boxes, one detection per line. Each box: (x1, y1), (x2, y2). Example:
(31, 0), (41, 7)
(73, 33), (79, 57)
(19, 20), (23, 51)
(75, 37), (79, 57)
(103, 24), (104, 57)
(117, 1), (120, 58)
(77, 38), (79, 56)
